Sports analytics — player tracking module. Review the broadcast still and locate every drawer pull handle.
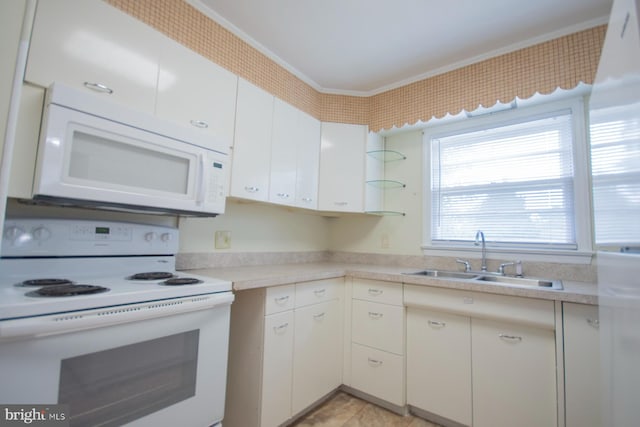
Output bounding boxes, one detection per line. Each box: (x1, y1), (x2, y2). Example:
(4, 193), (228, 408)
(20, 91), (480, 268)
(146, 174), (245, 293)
(190, 119), (209, 129)
(244, 186), (259, 193)
(83, 82), (113, 94)
(276, 192), (290, 198)
(301, 197), (313, 202)
(368, 288), (383, 296)
(499, 334), (522, 342)
(368, 358), (383, 367)
(368, 312), (383, 319)
(273, 322), (289, 333)
(587, 318), (600, 329)
(428, 320), (446, 328)
(313, 312), (325, 320)
(334, 201), (348, 206)
(314, 289), (326, 296)
(274, 295), (290, 304)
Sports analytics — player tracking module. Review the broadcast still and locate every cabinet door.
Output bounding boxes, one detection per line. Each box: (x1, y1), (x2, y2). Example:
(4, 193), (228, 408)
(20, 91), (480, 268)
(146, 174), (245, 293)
(25, 0), (159, 113)
(406, 308), (472, 426)
(230, 79), (274, 201)
(269, 98), (298, 206)
(472, 318), (557, 427)
(156, 37), (237, 151)
(318, 122), (366, 212)
(351, 299), (404, 355)
(351, 343), (405, 406)
(292, 300), (342, 414)
(295, 111), (321, 209)
(261, 310), (294, 427)
(563, 303), (601, 427)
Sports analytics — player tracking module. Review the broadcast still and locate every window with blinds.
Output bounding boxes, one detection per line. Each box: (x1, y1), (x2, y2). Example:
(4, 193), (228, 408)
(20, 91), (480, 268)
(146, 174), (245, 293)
(430, 110), (577, 249)
(590, 104), (640, 246)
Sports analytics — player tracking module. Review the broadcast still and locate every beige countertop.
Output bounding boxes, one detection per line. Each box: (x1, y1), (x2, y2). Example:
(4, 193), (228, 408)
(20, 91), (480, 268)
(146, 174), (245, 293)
(188, 262), (598, 305)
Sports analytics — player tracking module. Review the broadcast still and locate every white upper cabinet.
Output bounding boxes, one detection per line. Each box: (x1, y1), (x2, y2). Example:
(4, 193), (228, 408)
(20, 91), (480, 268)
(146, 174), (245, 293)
(156, 37), (238, 151)
(269, 98), (299, 206)
(230, 78), (274, 202)
(25, 0), (159, 113)
(318, 122), (366, 212)
(295, 111), (321, 210)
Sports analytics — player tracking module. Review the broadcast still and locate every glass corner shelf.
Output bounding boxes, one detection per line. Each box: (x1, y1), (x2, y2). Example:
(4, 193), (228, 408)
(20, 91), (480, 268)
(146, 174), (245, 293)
(365, 210), (406, 216)
(366, 179), (406, 189)
(366, 150), (406, 162)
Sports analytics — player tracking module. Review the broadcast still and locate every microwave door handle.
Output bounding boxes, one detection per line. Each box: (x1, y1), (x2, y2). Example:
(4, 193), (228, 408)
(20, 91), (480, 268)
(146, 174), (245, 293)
(196, 154), (205, 205)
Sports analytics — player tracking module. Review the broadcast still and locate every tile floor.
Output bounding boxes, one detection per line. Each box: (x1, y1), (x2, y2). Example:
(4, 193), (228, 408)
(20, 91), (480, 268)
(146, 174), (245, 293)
(291, 392), (442, 427)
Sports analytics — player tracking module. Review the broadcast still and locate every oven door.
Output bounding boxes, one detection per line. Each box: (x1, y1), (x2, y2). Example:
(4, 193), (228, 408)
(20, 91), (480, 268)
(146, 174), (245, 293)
(33, 102), (228, 216)
(0, 293), (233, 427)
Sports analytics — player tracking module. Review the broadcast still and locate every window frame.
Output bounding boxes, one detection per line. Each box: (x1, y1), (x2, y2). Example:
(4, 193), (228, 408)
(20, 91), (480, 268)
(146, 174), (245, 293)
(421, 97), (593, 263)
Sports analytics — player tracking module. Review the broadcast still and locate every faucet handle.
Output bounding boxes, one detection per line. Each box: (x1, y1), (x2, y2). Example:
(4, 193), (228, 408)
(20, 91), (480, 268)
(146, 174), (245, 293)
(456, 259), (471, 272)
(497, 262), (514, 275)
(498, 260), (523, 276)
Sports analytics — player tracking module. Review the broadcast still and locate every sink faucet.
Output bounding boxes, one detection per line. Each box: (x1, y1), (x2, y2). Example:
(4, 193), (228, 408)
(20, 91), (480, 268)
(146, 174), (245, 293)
(475, 230), (487, 272)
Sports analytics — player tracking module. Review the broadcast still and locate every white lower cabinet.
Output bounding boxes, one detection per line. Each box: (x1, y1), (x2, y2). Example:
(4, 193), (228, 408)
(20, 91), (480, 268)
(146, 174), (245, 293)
(292, 299), (343, 414)
(349, 279), (405, 406)
(472, 317), (557, 427)
(261, 310), (294, 427)
(404, 284), (557, 427)
(225, 279), (342, 427)
(563, 302), (600, 427)
(406, 307), (472, 425)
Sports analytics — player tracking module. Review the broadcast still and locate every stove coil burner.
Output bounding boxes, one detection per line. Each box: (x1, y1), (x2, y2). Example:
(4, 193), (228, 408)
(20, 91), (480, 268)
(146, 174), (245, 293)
(128, 272), (175, 281)
(29, 284), (110, 297)
(20, 278), (73, 287)
(163, 277), (203, 286)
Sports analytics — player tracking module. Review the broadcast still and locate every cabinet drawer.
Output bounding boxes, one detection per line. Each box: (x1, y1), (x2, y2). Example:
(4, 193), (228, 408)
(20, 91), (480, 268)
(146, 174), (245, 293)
(404, 284), (555, 330)
(351, 343), (404, 406)
(352, 300), (404, 355)
(295, 278), (342, 308)
(265, 284), (295, 315)
(353, 278), (402, 306)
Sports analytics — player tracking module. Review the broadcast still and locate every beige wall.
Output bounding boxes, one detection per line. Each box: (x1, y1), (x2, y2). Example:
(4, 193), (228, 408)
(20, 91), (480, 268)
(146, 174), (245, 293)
(178, 199), (331, 253)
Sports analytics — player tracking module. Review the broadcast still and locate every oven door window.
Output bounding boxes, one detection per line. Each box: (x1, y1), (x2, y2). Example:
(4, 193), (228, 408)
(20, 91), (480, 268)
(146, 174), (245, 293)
(58, 330), (199, 427)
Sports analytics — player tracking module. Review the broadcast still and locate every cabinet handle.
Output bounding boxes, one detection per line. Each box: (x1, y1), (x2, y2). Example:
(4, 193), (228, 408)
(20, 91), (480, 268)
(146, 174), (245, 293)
(190, 119), (209, 129)
(368, 288), (383, 296)
(274, 295), (290, 304)
(301, 197), (313, 203)
(428, 320), (446, 328)
(334, 201), (348, 206)
(83, 82), (113, 94)
(368, 311), (383, 319)
(313, 312), (325, 320)
(244, 186), (259, 193)
(367, 358), (383, 367)
(273, 322), (289, 333)
(587, 318), (600, 329)
(499, 334), (523, 342)
(276, 192), (290, 198)
(313, 289), (326, 296)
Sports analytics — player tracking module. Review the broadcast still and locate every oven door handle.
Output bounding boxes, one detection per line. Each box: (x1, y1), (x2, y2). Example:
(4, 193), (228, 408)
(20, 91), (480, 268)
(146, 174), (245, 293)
(0, 292), (234, 341)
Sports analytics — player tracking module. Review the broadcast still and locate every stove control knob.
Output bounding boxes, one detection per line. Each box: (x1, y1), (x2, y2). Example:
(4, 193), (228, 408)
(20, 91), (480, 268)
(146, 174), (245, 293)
(144, 232), (158, 242)
(3, 225), (26, 244)
(32, 226), (52, 242)
(160, 233), (172, 242)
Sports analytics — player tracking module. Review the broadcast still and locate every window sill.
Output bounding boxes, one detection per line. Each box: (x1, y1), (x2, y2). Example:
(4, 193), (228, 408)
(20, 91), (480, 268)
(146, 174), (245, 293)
(421, 245), (594, 264)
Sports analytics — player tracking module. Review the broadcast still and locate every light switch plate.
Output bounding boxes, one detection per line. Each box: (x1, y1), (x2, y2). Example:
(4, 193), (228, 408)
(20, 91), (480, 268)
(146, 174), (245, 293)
(215, 230), (231, 249)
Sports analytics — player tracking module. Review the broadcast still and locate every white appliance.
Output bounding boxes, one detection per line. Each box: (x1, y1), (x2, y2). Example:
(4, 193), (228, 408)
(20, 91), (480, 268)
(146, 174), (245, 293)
(0, 218), (234, 427)
(589, 0), (640, 425)
(30, 83), (229, 216)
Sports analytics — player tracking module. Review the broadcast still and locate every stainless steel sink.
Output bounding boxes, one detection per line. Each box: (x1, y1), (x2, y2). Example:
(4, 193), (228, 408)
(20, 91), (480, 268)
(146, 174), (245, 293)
(403, 269), (563, 290)
(403, 270), (480, 279)
(473, 275), (563, 290)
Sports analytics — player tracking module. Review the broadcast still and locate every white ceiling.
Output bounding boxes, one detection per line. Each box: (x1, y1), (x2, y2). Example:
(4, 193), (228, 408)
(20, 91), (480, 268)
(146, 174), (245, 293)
(189, 0), (612, 96)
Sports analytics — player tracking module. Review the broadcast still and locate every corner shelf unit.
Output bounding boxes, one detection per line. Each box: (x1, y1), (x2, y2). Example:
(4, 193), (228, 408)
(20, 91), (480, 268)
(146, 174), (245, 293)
(365, 144), (407, 216)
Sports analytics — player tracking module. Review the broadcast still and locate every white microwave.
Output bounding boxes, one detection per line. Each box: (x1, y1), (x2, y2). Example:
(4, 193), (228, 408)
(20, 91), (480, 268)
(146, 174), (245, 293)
(31, 83), (229, 216)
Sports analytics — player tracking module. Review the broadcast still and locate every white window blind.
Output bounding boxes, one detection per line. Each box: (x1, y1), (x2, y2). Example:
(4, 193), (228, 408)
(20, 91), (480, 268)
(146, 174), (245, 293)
(431, 110), (576, 248)
(590, 104), (640, 246)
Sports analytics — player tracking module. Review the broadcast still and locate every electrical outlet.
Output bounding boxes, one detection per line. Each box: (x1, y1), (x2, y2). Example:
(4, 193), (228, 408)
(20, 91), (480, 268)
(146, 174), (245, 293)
(215, 230), (231, 249)
(381, 234), (389, 248)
